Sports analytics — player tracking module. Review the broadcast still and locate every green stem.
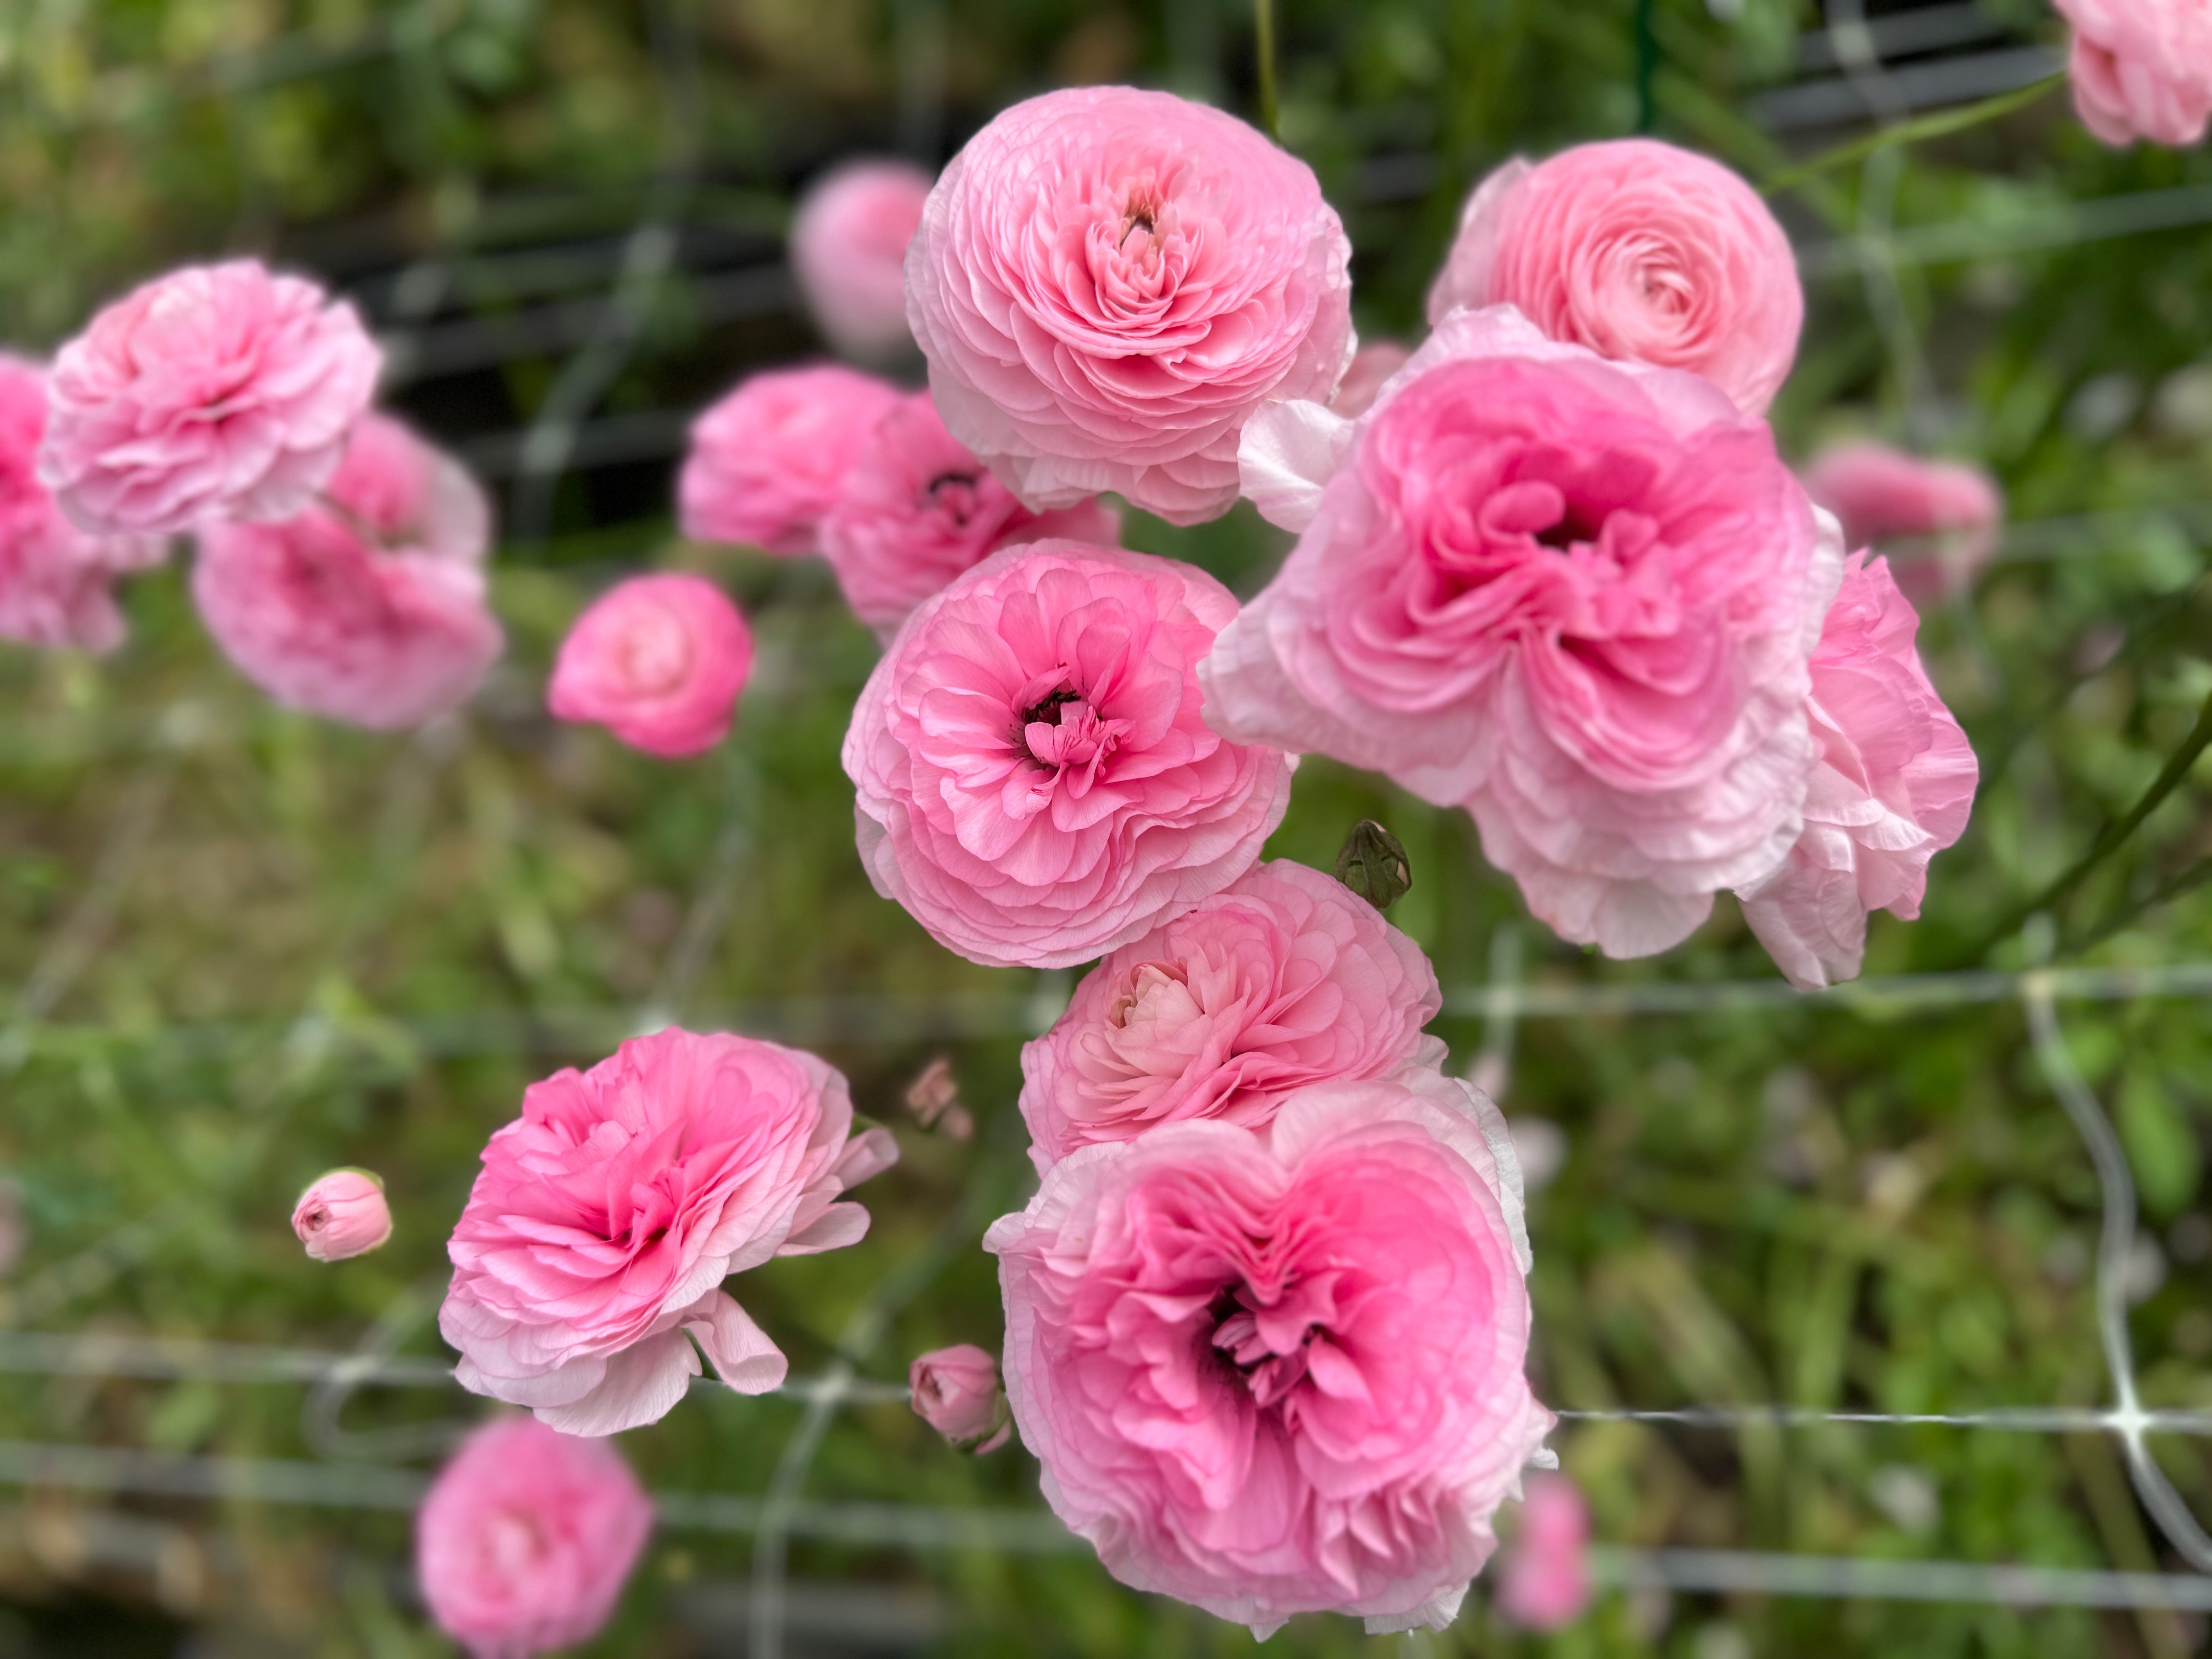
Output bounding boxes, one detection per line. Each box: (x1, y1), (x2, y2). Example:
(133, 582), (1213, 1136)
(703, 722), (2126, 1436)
(1254, 0), (1279, 141)
(2069, 854), (2212, 956)
(1763, 75), (2061, 198)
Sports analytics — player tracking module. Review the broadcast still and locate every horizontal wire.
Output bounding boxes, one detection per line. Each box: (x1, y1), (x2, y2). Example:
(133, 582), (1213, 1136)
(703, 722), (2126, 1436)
(1556, 1405), (2212, 1436)
(1590, 1547), (2212, 1610)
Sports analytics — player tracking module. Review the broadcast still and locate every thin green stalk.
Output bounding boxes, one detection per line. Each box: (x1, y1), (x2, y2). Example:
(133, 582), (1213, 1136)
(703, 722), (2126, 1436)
(2069, 853), (2212, 956)
(1763, 75), (2061, 198)
(1254, 0), (1279, 141)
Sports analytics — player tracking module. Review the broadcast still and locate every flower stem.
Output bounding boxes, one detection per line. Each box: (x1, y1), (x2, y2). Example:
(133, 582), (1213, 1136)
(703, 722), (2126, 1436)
(1763, 74), (2061, 198)
(1254, 0), (1279, 141)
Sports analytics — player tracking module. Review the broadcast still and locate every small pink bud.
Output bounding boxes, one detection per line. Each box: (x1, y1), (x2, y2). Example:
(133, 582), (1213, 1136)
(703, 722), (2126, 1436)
(909, 1343), (1011, 1452)
(1497, 1472), (1592, 1630)
(291, 1170), (392, 1262)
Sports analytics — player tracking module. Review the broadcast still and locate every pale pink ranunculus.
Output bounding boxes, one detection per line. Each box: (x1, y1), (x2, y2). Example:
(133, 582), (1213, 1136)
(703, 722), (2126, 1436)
(792, 160), (934, 362)
(292, 1169), (393, 1262)
(906, 86), (1354, 527)
(1802, 441), (2004, 604)
(0, 355), (165, 652)
(986, 1072), (1553, 1638)
(1496, 1473), (1592, 1630)
(548, 574), (752, 758)
(1018, 859), (1445, 1171)
(440, 1027), (897, 1437)
(1330, 341), (1412, 420)
(909, 1343), (1013, 1451)
(192, 412), (503, 729)
(843, 541), (1294, 971)
(2056, 0), (2212, 148)
(39, 260), (380, 536)
(1736, 552), (1977, 991)
(1426, 141), (1802, 416)
(416, 1416), (653, 1659)
(678, 366), (904, 555)
(1211, 306), (1842, 960)
(819, 391), (1120, 641)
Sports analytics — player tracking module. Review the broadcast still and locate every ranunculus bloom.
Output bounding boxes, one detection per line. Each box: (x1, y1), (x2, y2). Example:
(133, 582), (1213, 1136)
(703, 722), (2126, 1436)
(1736, 553), (1977, 990)
(986, 1072), (1553, 1637)
(441, 1028), (896, 1436)
(548, 574), (752, 757)
(416, 1417), (653, 1659)
(192, 413), (504, 729)
(678, 366), (903, 555)
(292, 1169), (393, 1262)
(906, 85), (1354, 526)
(909, 1343), (1012, 1451)
(39, 259), (380, 536)
(0, 355), (165, 652)
(1496, 1473), (1592, 1630)
(1330, 341), (1411, 420)
(792, 160), (934, 362)
(819, 391), (1120, 641)
(1426, 141), (1802, 416)
(2056, 0), (2212, 148)
(1802, 442), (2004, 603)
(1211, 306), (1841, 959)
(1019, 859), (1445, 1171)
(843, 541), (1293, 970)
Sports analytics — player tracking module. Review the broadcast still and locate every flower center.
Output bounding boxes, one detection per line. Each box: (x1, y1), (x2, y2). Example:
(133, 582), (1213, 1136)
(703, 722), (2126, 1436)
(1207, 1282), (1320, 1411)
(620, 611), (694, 696)
(924, 469), (983, 527)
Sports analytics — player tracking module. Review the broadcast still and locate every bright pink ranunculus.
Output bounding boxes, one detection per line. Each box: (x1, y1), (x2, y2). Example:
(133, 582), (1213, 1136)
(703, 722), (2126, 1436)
(1211, 306), (1842, 960)
(1427, 141), (1802, 416)
(909, 1343), (1012, 1451)
(843, 541), (1293, 970)
(548, 574), (751, 757)
(906, 86), (1354, 527)
(192, 413), (503, 729)
(986, 1072), (1553, 1637)
(819, 391), (1120, 641)
(416, 1416), (653, 1659)
(440, 1027), (896, 1436)
(678, 366), (904, 555)
(1736, 553), (1977, 990)
(39, 260), (380, 536)
(792, 159), (934, 362)
(1802, 441), (2004, 604)
(1331, 341), (1412, 419)
(1496, 1473), (1592, 1630)
(2056, 0), (2212, 148)
(1019, 859), (1444, 1171)
(292, 1169), (393, 1262)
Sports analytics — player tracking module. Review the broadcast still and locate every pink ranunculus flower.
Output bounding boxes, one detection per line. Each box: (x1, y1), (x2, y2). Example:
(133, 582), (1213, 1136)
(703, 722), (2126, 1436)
(1496, 1472), (1593, 1630)
(1801, 441), (2004, 605)
(1019, 859), (1446, 1171)
(843, 541), (1294, 971)
(548, 574), (752, 757)
(906, 86), (1354, 527)
(1427, 141), (1802, 416)
(39, 260), (380, 536)
(441, 1027), (896, 1437)
(1736, 552), (1977, 991)
(1211, 306), (1843, 960)
(819, 391), (1120, 641)
(792, 160), (934, 362)
(909, 1343), (1013, 1451)
(2056, 0), (2212, 148)
(416, 1416), (653, 1659)
(1330, 341), (1412, 420)
(986, 1071), (1553, 1637)
(192, 413), (504, 729)
(678, 366), (903, 556)
(292, 1169), (393, 1262)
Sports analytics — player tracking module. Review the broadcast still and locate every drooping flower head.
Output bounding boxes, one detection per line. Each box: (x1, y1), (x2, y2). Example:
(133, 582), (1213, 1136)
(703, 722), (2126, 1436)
(792, 159), (934, 362)
(1802, 441), (2004, 603)
(1496, 1472), (1593, 1630)
(678, 366), (903, 555)
(909, 1344), (1013, 1451)
(292, 1169), (393, 1262)
(549, 574), (752, 758)
(2054, 0), (2212, 148)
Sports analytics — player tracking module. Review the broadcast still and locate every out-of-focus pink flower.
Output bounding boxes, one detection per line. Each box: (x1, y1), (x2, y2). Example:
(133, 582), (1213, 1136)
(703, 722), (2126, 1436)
(39, 260), (380, 536)
(416, 1417), (653, 1659)
(548, 574), (751, 758)
(843, 541), (1293, 970)
(906, 86), (1354, 526)
(986, 1072), (1552, 1637)
(192, 413), (503, 729)
(1496, 1473), (1592, 1630)
(1211, 306), (1841, 960)
(792, 160), (934, 362)
(1330, 341), (1412, 419)
(0, 355), (165, 652)
(819, 392), (1120, 641)
(1427, 141), (1802, 416)
(292, 1169), (393, 1262)
(678, 366), (903, 555)
(1737, 553), (1977, 990)
(2055, 0), (2212, 148)
(909, 1344), (1012, 1451)
(440, 1028), (896, 1437)
(1019, 859), (1444, 1171)
(1802, 441), (2005, 603)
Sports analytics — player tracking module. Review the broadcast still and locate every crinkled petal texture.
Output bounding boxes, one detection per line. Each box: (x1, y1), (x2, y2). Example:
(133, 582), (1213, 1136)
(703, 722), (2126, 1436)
(792, 160), (934, 362)
(1210, 306), (1838, 960)
(906, 86), (1354, 527)
(440, 1027), (897, 1436)
(1737, 553), (1977, 990)
(415, 1417), (653, 1659)
(986, 1073), (1553, 1638)
(192, 413), (503, 729)
(844, 541), (1293, 970)
(1426, 140), (1802, 416)
(1020, 859), (1445, 1171)
(38, 259), (380, 536)
(548, 574), (752, 758)
(2056, 0), (2212, 147)
(1802, 441), (2003, 605)
(678, 366), (904, 554)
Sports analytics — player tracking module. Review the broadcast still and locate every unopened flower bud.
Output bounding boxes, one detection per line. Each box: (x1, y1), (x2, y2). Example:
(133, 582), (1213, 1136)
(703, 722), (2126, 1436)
(909, 1344), (1011, 1452)
(1334, 819), (1412, 911)
(291, 1169), (392, 1262)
